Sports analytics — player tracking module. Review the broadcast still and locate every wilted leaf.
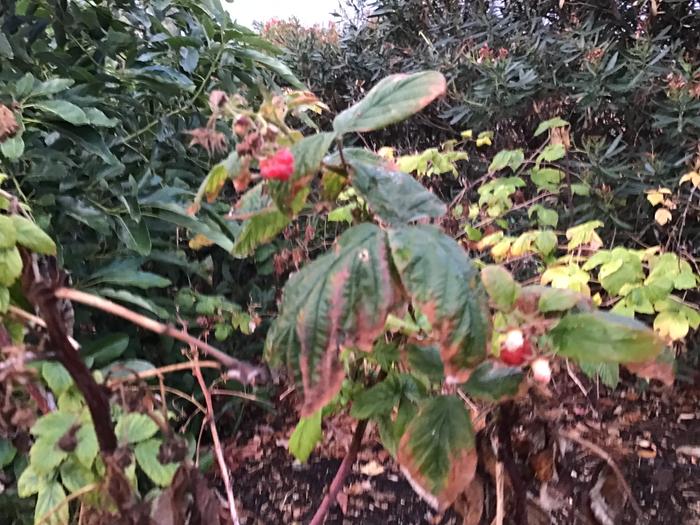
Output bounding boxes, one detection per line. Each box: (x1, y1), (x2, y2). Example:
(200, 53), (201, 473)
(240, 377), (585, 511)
(388, 225), (490, 382)
(349, 160), (446, 224)
(550, 312), (664, 363)
(265, 224), (398, 415)
(398, 396), (477, 510)
(462, 361), (524, 402)
(334, 71), (446, 134)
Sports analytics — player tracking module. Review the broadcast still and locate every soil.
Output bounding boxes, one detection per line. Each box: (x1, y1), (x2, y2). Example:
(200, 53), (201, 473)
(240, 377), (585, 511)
(226, 371), (700, 525)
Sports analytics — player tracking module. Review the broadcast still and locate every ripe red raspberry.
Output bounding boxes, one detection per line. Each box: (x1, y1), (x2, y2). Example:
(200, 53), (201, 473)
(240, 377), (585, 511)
(260, 148), (294, 181)
(498, 329), (532, 365)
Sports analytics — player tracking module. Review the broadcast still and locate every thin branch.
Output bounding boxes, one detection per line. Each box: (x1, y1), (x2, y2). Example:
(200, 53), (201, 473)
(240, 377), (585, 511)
(557, 428), (643, 517)
(106, 360), (222, 386)
(54, 288), (268, 385)
(192, 352), (241, 525)
(309, 419), (369, 525)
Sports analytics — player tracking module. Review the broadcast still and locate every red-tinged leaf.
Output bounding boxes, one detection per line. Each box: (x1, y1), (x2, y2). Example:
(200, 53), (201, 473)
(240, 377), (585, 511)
(388, 225), (490, 383)
(265, 224), (399, 416)
(397, 396), (477, 510)
(333, 71), (446, 134)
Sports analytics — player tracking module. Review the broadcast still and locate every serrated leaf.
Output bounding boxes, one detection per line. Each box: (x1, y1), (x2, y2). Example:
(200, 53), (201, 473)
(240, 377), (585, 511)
(60, 456), (95, 493)
(41, 362), (73, 396)
(462, 361), (524, 402)
(530, 168), (564, 192)
(488, 149), (524, 173)
(388, 225), (490, 382)
(31, 411), (77, 440)
(578, 361), (619, 388)
(135, 438), (178, 487)
(350, 375), (402, 419)
(292, 132), (336, 180)
(11, 216), (56, 254)
(115, 413), (159, 444)
(265, 224), (398, 416)
(537, 143), (566, 164)
(75, 424), (98, 468)
(350, 160), (446, 224)
(534, 117), (569, 136)
(654, 310), (689, 340)
(333, 71), (446, 134)
(407, 344), (444, 382)
(18, 464), (50, 497)
(397, 396), (476, 510)
(288, 409), (322, 463)
(33, 100), (88, 125)
(481, 265), (519, 311)
(550, 312), (663, 363)
(30, 436), (68, 475)
(232, 208), (290, 258)
(35, 481), (68, 525)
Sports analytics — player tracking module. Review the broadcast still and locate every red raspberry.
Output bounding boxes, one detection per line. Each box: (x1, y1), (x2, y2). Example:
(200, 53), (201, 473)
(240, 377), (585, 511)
(260, 148), (295, 181)
(498, 329), (532, 366)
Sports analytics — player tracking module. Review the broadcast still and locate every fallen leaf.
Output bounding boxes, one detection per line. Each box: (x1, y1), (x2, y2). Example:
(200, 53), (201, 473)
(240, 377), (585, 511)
(360, 460), (385, 477)
(654, 208), (672, 226)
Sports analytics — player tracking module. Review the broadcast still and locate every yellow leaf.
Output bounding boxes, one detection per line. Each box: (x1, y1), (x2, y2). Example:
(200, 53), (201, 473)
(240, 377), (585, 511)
(679, 171), (700, 188)
(189, 233), (214, 250)
(460, 129), (473, 139)
(378, 147), (395, 159)
(645, 187), (671, 206)
(654, 208), (672, 226)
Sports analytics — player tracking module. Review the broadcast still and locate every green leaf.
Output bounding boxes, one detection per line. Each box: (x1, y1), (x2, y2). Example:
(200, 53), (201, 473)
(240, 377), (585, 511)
(89, 261), (170, 289)
(115, 413), (159, 444)
(350, 376), (402, 419)
(17, 464), (49, 497)
(288, 409), (322, 463)
(84, 107), (119, 127)
(60, 456), (95, 493)
(33, 100), (88, 125)
(237, 48), (304, 89)
(94, 288), (170, 319)
(534, 117), (569, 137)
(82, 333), (130, 368)
(550, 312), (664, 363)
(537, 287), (582, 313)
(32, 78), (74, 97)
(41, 362), (73, 396)
(30, 436), (68, 475)
(407, 344), (444, 383)
(530, 168), (564, 192)
(115, 216), (152, 256)
(135, 438), (178, 487)
(388, 225), (490, 382)
(1, 135), (24, 159)
(131, 65), (195, 91)
(333, 71), (446, 134)
(349, 160), (446, 224)
(12, 216), (57, 254)
(529, 205), (558, 228)
(463, 361), (524, 402)
(536, 143), (566, 164)
(535, 230), (558, 256)
(0, 287), (8, 314)
(0, 215), (15, 249)
(265, 224), (397, 416)
(0, 438), (16, 468)
(578, 361), (619, 388)
(481, 265), (520, 311)
(377, 399), (416, 458)
(52, 123), (119, 165)
(75, 424), (98, 469)
(291, 132), (336, 180)
(0, 32), (13, 59)
(397, 396), (476, 510)
(488, 149), (524, 173)
(31, 412), (77, 440)
(232, 209), (290, 258)
(35, 482), (68, 525)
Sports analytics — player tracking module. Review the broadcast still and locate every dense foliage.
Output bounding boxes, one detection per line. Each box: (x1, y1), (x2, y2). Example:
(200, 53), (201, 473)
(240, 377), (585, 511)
(0, 1), (698, 524)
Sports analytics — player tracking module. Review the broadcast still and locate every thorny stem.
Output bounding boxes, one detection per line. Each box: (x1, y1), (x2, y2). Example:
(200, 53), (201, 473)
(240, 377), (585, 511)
(309, 418), (369, 525)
